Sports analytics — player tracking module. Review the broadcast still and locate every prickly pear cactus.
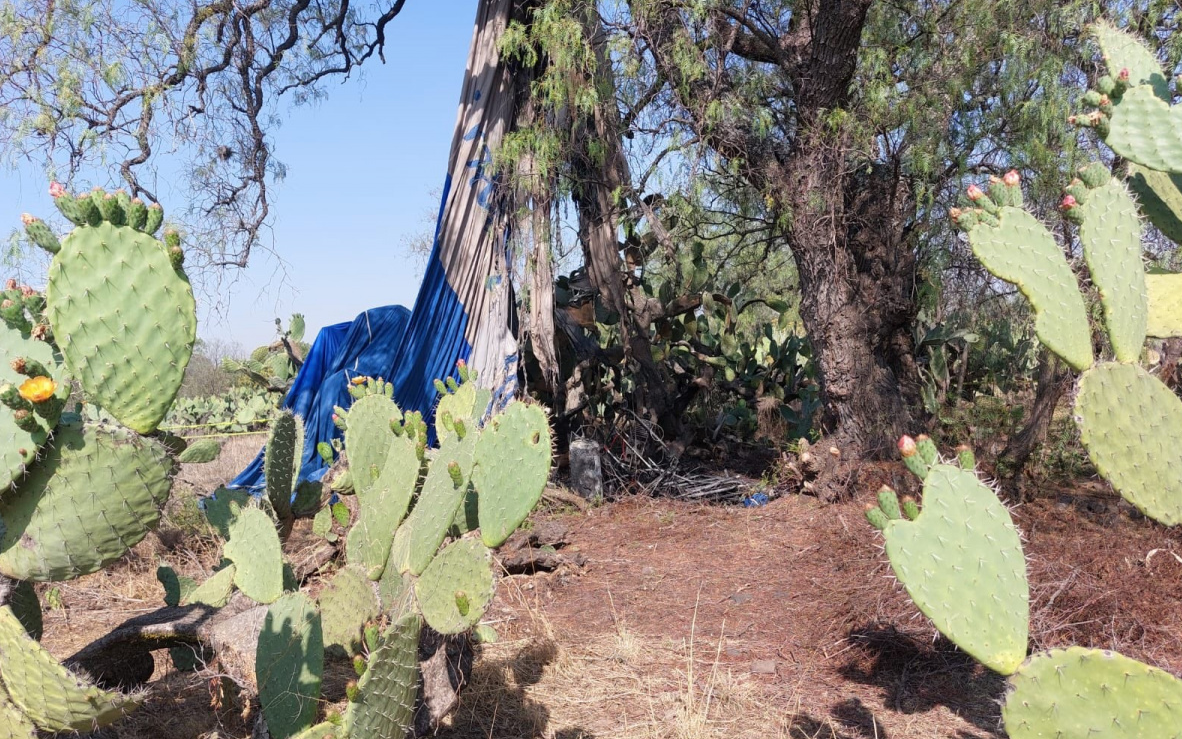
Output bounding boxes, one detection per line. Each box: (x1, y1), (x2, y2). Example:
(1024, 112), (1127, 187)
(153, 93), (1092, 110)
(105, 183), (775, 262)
(866, 444), (1028, 675)
(1146, 272), (1182, 337)
(472, 402), (552, 547)
(0, 423), (174, 581)
(1003, 647), (1182, 739)
(1075, 363), (1182, 524)
(224, 506), (285, 604)
(257, 593), (324, 739)
(318, 566), (380, 655)
(265, 410), (304, 520)
(45, 220), (196, 434)
(342, 391), (402, 496)
(0, 606), (139, 732)
(416, 539), (494, 635)
(956, 165), (1182, 526)
(342, 612), (421, 739)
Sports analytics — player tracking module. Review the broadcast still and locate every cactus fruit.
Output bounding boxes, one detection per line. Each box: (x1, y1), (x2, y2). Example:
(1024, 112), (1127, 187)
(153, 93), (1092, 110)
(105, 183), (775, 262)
(880, 463), (1029, 675)
(1074, 362), (1182, 525)
(0, 424), (174, 581)
(1002, 647), (1182, 739)
(317, 566), (380, 655)
(45, 221), (197, 433)
(224, 506), (285, 604)
(257, 593), (324, 739)
(1146, 272), (1182, 337)
(21, 216), (59, 255)
(472, 402), (552, 547)
(415, 539), (495, 635)
(343, 612), (421, 739)
(960, 206), (1092, 370)
(0, 606), (139, 732)
(896, 435), (928, 480)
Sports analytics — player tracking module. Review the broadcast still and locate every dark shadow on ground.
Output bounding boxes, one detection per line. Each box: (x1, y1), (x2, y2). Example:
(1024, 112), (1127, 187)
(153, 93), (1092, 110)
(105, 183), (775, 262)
(434, 638), (596, 739)
(837, 624), (1005, 737)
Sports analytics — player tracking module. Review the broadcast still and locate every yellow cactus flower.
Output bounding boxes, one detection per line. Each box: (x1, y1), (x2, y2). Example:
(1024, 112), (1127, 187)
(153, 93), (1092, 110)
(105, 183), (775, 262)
(350, 376), (369, 385)
(18, 376), (56, 403)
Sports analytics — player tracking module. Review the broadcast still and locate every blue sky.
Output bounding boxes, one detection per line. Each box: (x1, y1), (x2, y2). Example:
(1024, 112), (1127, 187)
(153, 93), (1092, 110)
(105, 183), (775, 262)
(0, 1), (478, 352)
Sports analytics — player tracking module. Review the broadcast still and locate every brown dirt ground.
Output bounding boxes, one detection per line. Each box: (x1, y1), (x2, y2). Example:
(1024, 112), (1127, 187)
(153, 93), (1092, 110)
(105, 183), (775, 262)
(36, 450), (1182, 739)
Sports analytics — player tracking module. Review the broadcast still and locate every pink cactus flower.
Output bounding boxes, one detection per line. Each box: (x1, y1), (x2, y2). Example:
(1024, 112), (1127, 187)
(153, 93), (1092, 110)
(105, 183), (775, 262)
(966, 184), (985, 201)
(48, 182), (66, 198)
(1117, 68), (1130, 82)
(1060, 194), (1078, 211)
(1003, 170), (1020, 186)
(20, 213), (35, 226)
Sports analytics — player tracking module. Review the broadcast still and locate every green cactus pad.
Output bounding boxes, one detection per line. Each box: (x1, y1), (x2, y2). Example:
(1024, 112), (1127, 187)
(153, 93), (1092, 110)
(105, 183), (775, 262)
(1091, 21), (1171, 101)
(0, 688), (36, 739)
(1078, 178), (1148, 362)
(224, 507), (285, 604)
(9, 581), (41, 641)
(0, 424), (173, 581)
(45, 221), (197, 433)
(289, 723), (337, 739)
(317, 566), (380, 655)
(435, 382), (476, 444)
(378, 565), (416, 616)
(1146, 273), (1182, 338)
(202, 487), (252, 540)
(347, 434), (421, 579)
(0, 323), (66, 491)
(882, 464), (1028, 675)
(265, 411), (303, 519)
(1106, 86), (1182, 174)
(178, 439), (222, 464)
(185, 564), (237, 607)
(966, 209), (1093, 371)
(1003, 647), (1182, 739)
(257, 592), (324, 739)
(473, 403), (553, 548)
(1075, 362), (1182, 525)
(157, 565), (197, 607)
(416, 538), (495, 635)
(389, 432), (476, 576)
(343, 394), (401, 496)
(0, 606), (139, 731)
(343, 612), (421, 739)
(1126, 164), (1182, 244)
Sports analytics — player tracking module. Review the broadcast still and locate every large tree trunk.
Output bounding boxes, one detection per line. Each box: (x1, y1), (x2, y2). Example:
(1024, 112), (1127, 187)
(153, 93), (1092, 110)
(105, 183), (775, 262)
(632, 0), (921, 463)
(785, 149), (920, 457)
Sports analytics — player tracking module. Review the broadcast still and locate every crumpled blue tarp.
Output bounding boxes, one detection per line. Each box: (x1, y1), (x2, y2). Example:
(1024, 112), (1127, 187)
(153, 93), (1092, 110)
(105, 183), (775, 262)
(228, 305), (411, 493)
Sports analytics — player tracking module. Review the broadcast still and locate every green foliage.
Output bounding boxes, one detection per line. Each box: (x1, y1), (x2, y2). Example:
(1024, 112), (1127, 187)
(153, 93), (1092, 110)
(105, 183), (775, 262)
(222, 314), (309, 396)
(164, 385), (278, 433)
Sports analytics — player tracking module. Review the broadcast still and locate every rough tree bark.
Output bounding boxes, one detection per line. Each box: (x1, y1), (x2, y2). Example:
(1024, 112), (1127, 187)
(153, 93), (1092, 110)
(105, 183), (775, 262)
(633, 1), (921, 462)
(997, 349), (1071, 499)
